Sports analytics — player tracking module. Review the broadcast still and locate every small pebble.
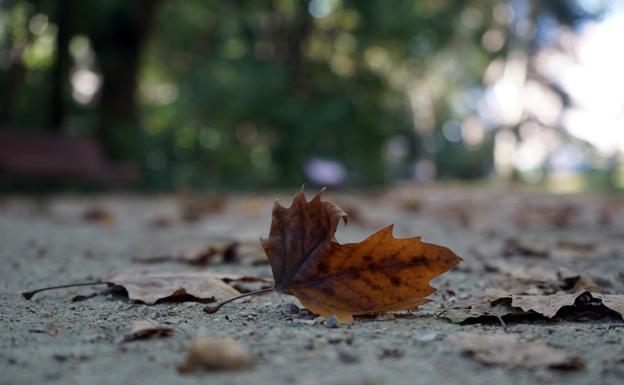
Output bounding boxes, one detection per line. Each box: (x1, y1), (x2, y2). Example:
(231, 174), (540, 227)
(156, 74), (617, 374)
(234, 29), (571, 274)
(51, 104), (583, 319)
(414, 330), (438, 343)
(294, 319), (317, 326)
(296, 309), (315, 320)
(239, 310), (256, 318)
(378, 347), (403, 360)
(324, 316), (339, 328)
(336, 345), (360, 364)
(280, 303), (300, 315)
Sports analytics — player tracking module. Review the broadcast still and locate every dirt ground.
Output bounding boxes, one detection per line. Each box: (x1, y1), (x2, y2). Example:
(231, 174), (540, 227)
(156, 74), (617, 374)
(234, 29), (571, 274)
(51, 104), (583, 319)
(1, 183), (623, 385)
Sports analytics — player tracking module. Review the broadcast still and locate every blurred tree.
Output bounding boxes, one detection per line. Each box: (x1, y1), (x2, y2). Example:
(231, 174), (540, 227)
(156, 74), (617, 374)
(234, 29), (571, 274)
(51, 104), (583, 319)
(0, 0), (608, 189)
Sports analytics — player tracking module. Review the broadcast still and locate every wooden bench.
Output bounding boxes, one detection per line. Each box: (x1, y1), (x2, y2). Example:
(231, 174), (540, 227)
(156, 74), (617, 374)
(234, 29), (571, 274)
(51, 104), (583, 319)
(0, 132), (139, 186)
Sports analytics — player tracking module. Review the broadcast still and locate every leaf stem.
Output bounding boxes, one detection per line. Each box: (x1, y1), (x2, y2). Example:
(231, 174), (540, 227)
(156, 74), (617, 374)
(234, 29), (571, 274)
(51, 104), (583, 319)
(204, 287), (274, 313)
(22, 281), (107, 300)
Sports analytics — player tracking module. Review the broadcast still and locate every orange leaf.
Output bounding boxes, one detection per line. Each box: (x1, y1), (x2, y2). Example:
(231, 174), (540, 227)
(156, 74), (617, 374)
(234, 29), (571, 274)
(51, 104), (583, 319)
(261, 188), (462, 322)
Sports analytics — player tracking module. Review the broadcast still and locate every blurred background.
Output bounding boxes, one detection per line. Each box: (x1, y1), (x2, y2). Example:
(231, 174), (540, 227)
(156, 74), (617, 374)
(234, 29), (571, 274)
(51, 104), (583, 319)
(0, 0), (622, 192)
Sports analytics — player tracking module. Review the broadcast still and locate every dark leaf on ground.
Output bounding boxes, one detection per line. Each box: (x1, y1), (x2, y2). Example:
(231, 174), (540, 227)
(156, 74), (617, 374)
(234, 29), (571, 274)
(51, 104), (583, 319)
(115, 319), (173, 344)
(452, 333), (583, 369)
(178, 332), (254, 373)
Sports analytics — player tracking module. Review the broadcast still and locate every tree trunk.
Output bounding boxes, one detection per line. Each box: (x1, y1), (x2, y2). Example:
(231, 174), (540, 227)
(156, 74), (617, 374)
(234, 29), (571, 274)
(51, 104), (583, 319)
(50, 0), (71, 133)
(92, 0), (160, 163)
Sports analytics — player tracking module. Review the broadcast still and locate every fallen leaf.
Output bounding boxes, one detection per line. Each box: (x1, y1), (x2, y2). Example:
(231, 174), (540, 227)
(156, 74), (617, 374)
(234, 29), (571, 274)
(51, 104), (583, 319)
(227, 240), (269, 266)
(148, 214), (176, 228)
(557, 268), (602, 293)
(115, 319), (173, 344)
(514, 203), (579, 229)
(439, 301), (526, 325)
(556, 240), (597, 252)
(22, 270), (271, 305)
(552, 239), (600, 259)
(179, 194), (226, 223)
(133, 241), (267, 266)
(599, 295), (624, 317)
(502, 238), (549, 258)
(178, 332), (253, 373)
(485, 261), (558, 293)
(70, 293), (98, 302)
(133, 244), (220, 265)
(452, 333), (583, 369)
(432, 203), (473, 228)
(83, 207), (115, 225)
(440, 290), (624, 324)
(28, 322), (59, 336)
(105, 270), (270, 305)
(505, 291), (579, 318)
(178, 245), (222, 265)
(484, 261), (603, 295)
(260, 188), (461, 323)
(400, 198), (423, 213)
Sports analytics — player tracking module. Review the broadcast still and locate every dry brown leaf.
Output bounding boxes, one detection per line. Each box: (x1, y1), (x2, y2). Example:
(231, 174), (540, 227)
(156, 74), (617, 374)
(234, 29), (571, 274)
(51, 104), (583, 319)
(22, 270), (271, 304)
(82, 207), (115, 225)
(557, 268), (602, 293)
(599, 295), (624, 316)
(441, 290), (624, 324)
(514, 203), (579, 228)
(178, 332), (253, 373)
(115, 319), (173, 344)
(148, 214), (176, 228)
(508, 291), (580, 318)
(134, 241), (267, 266)
(105, 270), (270, 305)
(506, 291), (623, 319)
(260, 188), (461, 323)
(133, 244), (221, 265)
(502, 238), (550, 258)
(228, 240), (269, 266)
(28, 322), (59, 336)
(452, 333), (583, 369)
(485, 262), (602, 294)
(179, 194), (226, 222)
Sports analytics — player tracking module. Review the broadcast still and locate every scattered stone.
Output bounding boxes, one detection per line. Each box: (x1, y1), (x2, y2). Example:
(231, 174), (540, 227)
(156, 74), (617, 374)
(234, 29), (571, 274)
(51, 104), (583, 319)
(414, 330), (438, 343)
(239, 310), (257, 318)
(178, 332), (254, 373)
(294, 319), (317, 326)
(324, 316), (340, 328)
(296, 309), (315, 320)
(336, 344), (360, 364)
(280, 303), (300, 315)
(327, 333), (353, 345)
(378, 347), (404, 360)
(28, 322), (59, 336)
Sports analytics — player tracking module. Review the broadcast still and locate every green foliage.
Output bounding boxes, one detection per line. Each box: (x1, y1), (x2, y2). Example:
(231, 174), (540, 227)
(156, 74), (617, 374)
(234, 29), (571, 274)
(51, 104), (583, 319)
(0, 0), (603, 189)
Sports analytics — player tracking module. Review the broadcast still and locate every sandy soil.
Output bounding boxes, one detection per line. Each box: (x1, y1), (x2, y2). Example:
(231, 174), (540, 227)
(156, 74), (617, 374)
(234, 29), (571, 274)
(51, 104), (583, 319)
(1, 184), (623, 385)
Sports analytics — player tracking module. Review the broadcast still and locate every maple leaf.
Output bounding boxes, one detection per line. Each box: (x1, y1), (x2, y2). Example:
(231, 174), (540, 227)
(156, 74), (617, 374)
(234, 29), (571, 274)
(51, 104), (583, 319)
(22, 270), (271, 305)
(452, 333), (583, 369)
(440, 290), (624, 324)
(178, 332), (254, 373)
(259, 188), (461, 322)
(115, 319), (174, 344)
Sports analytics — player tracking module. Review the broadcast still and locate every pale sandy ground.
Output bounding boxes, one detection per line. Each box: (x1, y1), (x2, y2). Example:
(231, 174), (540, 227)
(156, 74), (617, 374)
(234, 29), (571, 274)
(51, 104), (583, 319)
(1, 184), (623, 385)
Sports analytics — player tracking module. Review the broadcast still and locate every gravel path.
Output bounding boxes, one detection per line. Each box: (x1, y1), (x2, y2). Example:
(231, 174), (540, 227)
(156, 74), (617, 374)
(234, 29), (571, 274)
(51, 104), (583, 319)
(1, 185), (623, 385)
